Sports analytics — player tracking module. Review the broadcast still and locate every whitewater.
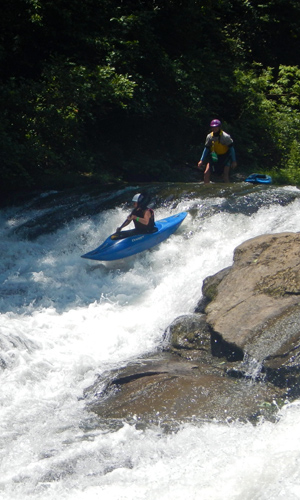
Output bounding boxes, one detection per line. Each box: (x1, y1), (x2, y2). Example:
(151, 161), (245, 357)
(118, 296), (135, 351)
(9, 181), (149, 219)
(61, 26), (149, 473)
(0, 183), (300, 500)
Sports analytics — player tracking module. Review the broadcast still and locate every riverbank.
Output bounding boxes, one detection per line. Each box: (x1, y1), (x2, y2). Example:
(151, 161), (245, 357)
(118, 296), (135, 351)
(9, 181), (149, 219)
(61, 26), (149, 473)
(0, 163), (266, 209)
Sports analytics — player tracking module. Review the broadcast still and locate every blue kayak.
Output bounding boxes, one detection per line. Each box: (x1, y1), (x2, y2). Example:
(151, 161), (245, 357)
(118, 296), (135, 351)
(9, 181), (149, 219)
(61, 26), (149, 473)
(245, 173), (272, 184)
(81, 212), (188, 261)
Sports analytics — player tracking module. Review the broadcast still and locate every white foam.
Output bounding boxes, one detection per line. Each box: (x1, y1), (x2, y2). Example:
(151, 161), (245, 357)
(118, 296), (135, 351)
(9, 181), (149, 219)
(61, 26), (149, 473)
(0, 189), (300, 499)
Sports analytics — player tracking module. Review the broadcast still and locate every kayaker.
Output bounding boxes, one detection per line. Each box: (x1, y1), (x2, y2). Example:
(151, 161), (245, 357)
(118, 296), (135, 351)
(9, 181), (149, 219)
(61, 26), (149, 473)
(116, 193), (156, 235)
(197, 119), (237, 183)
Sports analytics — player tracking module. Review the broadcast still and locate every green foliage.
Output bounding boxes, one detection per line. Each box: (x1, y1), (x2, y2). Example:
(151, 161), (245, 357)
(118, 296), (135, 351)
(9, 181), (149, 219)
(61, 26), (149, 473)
(269, 66), (300, 183)
(231, 64), (300, 179)
(1, 0), (300, 194)
(0, 56), (137, 190)
(284, 140), (300, 184)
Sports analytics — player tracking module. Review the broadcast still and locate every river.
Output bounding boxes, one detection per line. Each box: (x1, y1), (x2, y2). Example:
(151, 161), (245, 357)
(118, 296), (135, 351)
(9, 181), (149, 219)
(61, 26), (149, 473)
(1, 182), (300, 500)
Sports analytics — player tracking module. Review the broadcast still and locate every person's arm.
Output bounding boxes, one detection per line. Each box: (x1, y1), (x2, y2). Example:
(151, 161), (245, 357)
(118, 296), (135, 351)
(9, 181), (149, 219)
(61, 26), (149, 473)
(198, 134), (211, 168)
(198, 147), (210, 168)
(116, 214), (133, 232)
(229, 145), (237, 168)
(132, 209), (152, 226)
(199, 147), (209, 162)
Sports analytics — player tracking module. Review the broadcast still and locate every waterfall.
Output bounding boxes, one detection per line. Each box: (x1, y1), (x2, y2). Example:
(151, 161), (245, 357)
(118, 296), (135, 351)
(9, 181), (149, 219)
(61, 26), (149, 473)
(0, 183), (300, 500)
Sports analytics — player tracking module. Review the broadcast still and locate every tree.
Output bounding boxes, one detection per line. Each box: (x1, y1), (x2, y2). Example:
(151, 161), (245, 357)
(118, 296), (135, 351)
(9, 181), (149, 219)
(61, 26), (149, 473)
(1, 0), (300, 193)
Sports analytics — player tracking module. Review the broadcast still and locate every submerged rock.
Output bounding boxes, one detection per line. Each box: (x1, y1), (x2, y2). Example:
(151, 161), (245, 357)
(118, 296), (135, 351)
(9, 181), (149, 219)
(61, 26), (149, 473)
(88, 353), (282, 427)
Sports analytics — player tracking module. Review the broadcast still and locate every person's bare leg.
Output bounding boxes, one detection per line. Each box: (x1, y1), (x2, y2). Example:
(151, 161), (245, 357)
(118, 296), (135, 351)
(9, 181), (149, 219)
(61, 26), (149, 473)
(204, 163), (211, 184)
(223, 165), (230, 183)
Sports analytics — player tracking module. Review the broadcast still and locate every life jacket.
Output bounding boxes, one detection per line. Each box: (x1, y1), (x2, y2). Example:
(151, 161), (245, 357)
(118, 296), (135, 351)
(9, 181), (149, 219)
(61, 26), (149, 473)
(132, 207), (155, 233)
(210, 130), (230, 155)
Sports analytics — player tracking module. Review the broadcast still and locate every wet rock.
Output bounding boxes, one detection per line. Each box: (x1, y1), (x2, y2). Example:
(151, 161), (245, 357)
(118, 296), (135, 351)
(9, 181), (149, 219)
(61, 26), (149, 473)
(165, 313), (211, 361)
(88, 353), (282, 427)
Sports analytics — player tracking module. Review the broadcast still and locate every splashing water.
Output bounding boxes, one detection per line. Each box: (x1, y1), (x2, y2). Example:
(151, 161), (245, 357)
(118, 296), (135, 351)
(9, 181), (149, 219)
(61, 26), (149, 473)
(0, 184), (300, 500)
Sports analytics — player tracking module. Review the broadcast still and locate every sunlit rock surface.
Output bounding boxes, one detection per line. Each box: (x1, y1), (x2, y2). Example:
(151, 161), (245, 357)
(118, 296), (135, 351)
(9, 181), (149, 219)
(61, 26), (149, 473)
(204, 232), (300, 390)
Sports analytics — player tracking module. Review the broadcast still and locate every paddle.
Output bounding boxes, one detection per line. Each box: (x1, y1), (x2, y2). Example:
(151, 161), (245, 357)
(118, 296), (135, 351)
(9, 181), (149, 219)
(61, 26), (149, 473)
(110, 210), (136, 240)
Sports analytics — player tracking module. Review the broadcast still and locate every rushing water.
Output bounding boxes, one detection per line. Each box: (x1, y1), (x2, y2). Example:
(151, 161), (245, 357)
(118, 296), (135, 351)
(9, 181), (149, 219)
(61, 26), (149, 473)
(1, 182), (300, 500)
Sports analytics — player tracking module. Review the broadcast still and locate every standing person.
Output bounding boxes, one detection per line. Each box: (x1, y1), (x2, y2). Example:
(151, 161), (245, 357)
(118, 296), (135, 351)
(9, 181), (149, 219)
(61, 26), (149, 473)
(197, 119), (237, 183)
(116, 192), (156, 237)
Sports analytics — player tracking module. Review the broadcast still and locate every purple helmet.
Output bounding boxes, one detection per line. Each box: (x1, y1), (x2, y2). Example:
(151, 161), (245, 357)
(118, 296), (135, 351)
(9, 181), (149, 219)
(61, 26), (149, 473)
(210, 119), (221, 128)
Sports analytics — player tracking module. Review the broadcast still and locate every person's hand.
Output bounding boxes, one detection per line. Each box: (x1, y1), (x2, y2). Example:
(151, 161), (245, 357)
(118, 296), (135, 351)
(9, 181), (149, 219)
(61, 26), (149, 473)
(198, 160), (206, 172)
(231, 162), (237, 170)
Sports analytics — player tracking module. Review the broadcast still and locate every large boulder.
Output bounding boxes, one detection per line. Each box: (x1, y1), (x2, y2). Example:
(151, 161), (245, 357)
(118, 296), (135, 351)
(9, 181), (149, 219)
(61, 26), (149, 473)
(204, 232), (300, 391)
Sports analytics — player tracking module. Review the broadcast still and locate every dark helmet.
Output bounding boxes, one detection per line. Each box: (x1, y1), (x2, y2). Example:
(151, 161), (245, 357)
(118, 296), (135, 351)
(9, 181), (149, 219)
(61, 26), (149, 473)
(210, 119), (222, 128)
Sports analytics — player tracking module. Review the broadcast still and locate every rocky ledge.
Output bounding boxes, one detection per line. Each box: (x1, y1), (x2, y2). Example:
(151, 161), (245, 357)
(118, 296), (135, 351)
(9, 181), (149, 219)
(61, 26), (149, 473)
(87, 232), (300, 427)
